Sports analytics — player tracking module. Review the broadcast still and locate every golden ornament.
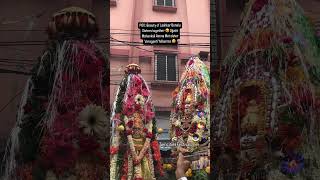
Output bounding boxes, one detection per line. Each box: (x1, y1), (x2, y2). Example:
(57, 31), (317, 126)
(197, 123), (204, 129)
(157, 128), (164, 134)
(185, 168), (192, 177)
(172, 39), (176, 43)
(117, 125), (125, 131)
(205, 166), (210, 174)
(165, 28), (170, 33)
(163, 164), (173, 170)
(163, 164), (167, 169)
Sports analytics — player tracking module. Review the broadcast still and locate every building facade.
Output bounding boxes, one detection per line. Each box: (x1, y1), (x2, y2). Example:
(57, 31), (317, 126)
(110, 0), (211, 143)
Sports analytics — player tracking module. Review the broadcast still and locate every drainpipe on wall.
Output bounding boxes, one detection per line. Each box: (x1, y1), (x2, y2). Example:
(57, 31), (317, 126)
(211, 0), (222, 82)
(215, 0), (222, 71)
(130, 0), (142, 64)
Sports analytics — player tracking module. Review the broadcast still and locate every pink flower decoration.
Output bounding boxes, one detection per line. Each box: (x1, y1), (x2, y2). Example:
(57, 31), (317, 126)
(141, 87), (150, 97)
(145, 111), (155, 121)
(127, 120), (134, 128)
(146, 102), (153, 111)
(132, 75), (142, 87)
(127, 87), (139, 97)
(123, 103), (135, 116)
(146, 132), (153, 139)
(188, 59), (194, 66)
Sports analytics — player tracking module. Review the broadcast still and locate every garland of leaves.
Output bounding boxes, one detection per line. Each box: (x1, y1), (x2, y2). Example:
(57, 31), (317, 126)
(113, 75), (128, 180)
(18, 45), (57, 164)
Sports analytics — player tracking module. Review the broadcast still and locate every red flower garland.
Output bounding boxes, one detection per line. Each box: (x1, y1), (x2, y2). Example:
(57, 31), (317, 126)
(121, 152), (129, 179)
(127, 120), (134, 128)
(110, 147), (119, 155)
(126, 130), (133, 135)
(151, 141), (161, 162)
(141, 87), (150, 97)
(146, 132), (153, 139)
(78, 134), (101, 154)
(41, 131), (78, 175)
(123, 98), (135, 116)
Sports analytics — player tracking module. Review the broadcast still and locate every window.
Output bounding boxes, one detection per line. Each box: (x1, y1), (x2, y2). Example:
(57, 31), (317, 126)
(155, 53), (177, 81)
(155, 0), (175, 7)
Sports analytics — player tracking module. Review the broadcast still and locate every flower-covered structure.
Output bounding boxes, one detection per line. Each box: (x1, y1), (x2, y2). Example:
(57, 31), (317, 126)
(3, 7), (109, 179)
(170, 57), (210, 180)
(212, 0), (320, 179)
(110, 64), (163, 180)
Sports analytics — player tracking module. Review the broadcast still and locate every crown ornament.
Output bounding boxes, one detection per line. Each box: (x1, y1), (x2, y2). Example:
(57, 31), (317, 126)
(125, 64), (141, 74)
(47, 6), (98, 40)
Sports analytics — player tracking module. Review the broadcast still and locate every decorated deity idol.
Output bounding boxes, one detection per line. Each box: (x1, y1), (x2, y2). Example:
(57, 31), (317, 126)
(212, 0), (320, 179)
(3, 7), (109, 179)
(170, 57), (210, 179)
(110, 64), (163, 180)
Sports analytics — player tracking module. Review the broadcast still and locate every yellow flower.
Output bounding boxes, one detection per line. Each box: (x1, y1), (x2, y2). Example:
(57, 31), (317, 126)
(205, 166), (210, 174)
(163, 164), (167, 169)
(163, 164), (173, 170)
(185, 168), (192, 177)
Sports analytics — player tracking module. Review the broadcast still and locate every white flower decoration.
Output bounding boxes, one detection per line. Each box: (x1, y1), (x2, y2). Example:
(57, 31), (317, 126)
(79, 104), (107, 138)
(174, 120), (181, 127)
(134, 94), (145, 106)
(123, 115), (129, 123)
